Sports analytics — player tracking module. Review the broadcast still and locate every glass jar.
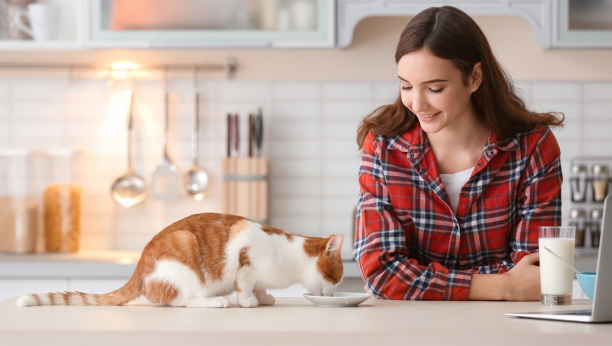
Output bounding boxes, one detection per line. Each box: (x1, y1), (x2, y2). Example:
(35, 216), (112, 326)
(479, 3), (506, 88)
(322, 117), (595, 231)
(0, 149), (40, 253)
(41, 149), (81, 253)
(591, 164), (609, 203)
(589, 208), (603, 249)
(570, 164), (588, 202)
(568, 208), (587, 247)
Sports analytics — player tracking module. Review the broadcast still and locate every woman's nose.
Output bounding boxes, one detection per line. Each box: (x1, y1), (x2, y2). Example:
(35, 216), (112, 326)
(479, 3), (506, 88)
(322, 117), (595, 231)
(410, 91), (429, 113)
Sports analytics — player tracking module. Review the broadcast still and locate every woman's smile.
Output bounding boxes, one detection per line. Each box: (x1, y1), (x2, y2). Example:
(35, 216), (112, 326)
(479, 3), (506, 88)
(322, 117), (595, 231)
(418, 111), (441, 122)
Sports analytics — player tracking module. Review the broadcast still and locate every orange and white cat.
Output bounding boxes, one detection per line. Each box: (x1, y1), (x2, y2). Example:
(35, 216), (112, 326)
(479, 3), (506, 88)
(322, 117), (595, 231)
(17, 213), (344, 308)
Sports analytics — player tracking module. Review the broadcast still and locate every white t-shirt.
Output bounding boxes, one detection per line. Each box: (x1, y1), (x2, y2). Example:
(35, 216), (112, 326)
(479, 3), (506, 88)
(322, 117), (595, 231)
(439, 165), (475, 214)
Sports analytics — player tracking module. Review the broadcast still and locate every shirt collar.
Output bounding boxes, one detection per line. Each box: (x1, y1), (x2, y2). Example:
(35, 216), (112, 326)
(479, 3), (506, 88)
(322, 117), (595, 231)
(386, 121), (520, 154)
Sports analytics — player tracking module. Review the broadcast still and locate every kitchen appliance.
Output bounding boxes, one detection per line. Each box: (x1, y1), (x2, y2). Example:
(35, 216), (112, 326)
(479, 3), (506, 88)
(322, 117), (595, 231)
(111, 87), (147, 207)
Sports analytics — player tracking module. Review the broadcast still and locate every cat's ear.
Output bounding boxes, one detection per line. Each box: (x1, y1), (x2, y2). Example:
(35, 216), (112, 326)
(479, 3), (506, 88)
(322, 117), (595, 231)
(325, 235), (343, 257)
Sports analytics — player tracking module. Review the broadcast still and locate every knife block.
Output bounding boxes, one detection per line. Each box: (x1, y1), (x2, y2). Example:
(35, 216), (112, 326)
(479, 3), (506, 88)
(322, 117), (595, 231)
(220, 157), (268, 224)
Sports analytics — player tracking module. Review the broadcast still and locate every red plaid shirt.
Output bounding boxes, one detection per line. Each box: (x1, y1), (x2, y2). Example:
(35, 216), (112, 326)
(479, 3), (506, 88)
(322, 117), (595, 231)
(355, 121), (562, 300)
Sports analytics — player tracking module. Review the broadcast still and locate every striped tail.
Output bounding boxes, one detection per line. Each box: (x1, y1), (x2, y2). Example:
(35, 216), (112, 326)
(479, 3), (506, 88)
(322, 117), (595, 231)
(16, 277), (142, 307)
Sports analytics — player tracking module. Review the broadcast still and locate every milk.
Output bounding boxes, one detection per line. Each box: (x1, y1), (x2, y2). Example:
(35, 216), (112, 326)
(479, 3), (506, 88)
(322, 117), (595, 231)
(539, 237), (575, 295)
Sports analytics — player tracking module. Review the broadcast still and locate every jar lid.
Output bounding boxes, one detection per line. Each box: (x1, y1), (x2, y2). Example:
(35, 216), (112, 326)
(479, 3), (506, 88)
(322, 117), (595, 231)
(569, 209), (587, 218)
(592, 164), (610, 175)
(570, 164), (588, 174)
(590, 209), (604, 219)
(0, 148), (36, 157)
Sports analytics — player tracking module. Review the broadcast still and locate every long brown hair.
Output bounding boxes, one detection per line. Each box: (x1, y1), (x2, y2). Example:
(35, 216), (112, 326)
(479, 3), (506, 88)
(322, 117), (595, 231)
(357, 6), (564, 149)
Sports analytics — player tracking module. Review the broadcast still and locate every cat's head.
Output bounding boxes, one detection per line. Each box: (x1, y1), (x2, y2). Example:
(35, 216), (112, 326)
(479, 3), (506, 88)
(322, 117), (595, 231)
(303, 235), (344, 296)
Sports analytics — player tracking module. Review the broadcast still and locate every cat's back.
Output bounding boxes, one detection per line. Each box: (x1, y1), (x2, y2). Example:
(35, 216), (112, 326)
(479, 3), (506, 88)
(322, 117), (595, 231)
(153, 213), (248, 240)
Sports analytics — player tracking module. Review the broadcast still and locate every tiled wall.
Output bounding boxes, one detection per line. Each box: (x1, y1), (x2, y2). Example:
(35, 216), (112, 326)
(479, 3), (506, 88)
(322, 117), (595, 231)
(0, 79), (610, 259)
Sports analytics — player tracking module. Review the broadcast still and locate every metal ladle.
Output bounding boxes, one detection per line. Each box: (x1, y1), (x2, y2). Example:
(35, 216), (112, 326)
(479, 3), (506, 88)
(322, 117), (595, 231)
(111, 85), (147, 207)
(185, 68), (208, 200)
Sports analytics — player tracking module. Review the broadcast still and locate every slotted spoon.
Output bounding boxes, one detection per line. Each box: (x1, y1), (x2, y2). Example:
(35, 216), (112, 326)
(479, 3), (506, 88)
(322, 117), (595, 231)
(151, 81), (179, 201)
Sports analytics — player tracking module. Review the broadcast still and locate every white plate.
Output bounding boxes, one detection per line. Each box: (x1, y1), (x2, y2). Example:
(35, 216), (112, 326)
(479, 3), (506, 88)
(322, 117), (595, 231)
(302, 292), (372, 307)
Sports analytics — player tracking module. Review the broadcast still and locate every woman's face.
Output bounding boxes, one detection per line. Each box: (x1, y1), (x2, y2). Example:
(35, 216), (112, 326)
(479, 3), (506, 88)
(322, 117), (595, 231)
(398, 49), (482, 135)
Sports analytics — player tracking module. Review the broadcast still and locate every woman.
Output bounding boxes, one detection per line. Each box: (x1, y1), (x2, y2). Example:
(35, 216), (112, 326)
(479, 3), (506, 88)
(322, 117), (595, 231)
(354, 6), (565, 301)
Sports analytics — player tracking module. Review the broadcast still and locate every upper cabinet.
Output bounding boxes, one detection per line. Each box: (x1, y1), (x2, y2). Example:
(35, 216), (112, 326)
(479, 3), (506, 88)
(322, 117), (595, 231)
(553, 0), (612, 48)
(1, 0), (612, 50)
(87, 0), (335, 48)
(338, 0), (612, 49)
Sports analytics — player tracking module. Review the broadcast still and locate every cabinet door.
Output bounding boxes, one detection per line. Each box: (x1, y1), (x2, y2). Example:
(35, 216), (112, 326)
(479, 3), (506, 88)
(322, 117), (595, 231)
(554, 0), (612, 48)
(0, 279), (69, 302)
(87, 0), (334, 48)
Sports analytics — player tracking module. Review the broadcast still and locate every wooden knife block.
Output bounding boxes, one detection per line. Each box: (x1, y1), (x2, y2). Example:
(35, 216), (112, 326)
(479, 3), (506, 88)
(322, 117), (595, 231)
(220, 157), (268, 224)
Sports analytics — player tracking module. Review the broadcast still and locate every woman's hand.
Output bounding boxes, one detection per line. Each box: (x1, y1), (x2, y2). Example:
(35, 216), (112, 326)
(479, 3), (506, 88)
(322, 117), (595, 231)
(502, 252), (541, 301)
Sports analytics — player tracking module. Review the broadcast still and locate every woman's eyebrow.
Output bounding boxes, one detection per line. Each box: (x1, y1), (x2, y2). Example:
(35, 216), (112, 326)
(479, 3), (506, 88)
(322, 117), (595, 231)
(398, 76), (448, 84)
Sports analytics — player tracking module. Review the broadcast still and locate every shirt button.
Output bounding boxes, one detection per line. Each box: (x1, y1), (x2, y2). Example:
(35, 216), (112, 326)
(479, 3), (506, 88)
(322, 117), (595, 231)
(420, 168), (425, 173)
(461, 193), (467, 198)
(409, 153), (414, 158)
(477, 162), (482, 167)
(489, 150), (495, 155)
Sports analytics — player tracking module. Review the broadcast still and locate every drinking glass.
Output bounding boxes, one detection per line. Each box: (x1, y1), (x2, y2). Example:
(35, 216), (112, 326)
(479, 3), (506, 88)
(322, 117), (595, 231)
(538, 226), (576, 305)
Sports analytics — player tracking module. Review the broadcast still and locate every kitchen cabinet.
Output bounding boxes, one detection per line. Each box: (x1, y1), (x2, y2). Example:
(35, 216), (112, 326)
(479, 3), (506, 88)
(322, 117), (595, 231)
(87, 0), (335, 48)
(0, 0), (84, 50)
(0, 0), (334, 50)
(553, 0), (612, 48)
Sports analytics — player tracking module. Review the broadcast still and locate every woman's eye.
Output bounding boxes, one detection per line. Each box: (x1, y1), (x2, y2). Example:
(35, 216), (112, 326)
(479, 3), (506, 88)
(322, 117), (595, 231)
(401, 86), (443, 93)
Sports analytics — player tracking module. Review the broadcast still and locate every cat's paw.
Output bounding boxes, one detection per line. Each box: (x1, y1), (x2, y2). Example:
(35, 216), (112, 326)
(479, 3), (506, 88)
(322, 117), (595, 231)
(238, 296), (259, 308)
(216, 296), (230, 308)
(186, 297), (229, 308)
(256, 293), (275, 306)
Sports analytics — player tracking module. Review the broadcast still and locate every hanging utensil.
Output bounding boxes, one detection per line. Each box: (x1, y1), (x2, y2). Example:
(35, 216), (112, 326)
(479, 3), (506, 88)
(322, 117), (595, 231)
(111, 82), (147, 207)
(151, 67), (179, 201)
(254, 108), (263, 156)
(185, 68), (208, 200)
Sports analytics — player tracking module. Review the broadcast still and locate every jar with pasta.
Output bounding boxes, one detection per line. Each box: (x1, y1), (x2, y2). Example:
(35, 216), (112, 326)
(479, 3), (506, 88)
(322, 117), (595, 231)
(42, 149), (81, 253)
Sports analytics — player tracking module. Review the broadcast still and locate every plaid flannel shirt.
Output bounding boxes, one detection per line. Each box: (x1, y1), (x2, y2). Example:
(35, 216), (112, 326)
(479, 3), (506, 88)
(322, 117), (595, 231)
(354, 121), (562, 300)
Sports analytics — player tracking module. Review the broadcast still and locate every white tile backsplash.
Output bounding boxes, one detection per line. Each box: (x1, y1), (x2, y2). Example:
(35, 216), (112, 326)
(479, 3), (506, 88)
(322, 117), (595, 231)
(583, 82), (612, 101)
(0, 79), (608, 253)
(583, 102), (612, 120)
(322, 82), (372, 101)
(531, 82), (581, 101)
(272, 82), (320, 100)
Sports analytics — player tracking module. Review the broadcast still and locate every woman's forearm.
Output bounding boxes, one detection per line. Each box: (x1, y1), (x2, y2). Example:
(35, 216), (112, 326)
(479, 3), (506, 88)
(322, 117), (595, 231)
(467, 273), (509, 300)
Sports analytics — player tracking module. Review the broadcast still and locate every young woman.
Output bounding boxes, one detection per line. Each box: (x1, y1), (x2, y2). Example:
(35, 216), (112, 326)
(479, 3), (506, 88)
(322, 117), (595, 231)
(354, 6), (565, 301)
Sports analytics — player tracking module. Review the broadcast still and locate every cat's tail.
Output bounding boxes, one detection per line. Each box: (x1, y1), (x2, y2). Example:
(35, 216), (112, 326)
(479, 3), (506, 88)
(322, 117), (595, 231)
(16, 276), (142, 307)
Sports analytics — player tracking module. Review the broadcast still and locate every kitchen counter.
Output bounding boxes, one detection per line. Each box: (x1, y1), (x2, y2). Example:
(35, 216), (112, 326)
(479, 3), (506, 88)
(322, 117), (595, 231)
(0, 251), (362, 279)
(0, 296), (609, 346)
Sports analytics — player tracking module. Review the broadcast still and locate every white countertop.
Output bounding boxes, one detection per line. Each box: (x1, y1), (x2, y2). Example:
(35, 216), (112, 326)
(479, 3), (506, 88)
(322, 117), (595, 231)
(0, 296), (607, 346)
(0, 251), (362, 279)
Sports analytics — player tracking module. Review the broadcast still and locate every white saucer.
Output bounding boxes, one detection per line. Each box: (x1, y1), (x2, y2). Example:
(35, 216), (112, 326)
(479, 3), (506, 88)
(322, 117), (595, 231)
(302, 292), (372, 307)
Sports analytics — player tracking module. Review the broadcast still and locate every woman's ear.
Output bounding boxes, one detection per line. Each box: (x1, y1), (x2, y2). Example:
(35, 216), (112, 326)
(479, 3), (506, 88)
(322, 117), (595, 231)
(470, 62), (483, 92)
(325, 235), (344, 258)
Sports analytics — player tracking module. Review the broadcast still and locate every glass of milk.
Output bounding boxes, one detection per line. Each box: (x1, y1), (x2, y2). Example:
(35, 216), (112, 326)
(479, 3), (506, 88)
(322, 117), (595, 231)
(538, 226), (576, 305)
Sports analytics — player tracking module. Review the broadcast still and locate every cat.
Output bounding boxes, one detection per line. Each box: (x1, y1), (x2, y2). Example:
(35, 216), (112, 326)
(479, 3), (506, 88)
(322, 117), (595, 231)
(16, 213), (344, 308)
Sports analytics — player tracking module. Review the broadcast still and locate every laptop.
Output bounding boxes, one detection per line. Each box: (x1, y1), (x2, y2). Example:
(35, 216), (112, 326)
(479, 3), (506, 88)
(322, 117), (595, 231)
(505, 195), (612, 323)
